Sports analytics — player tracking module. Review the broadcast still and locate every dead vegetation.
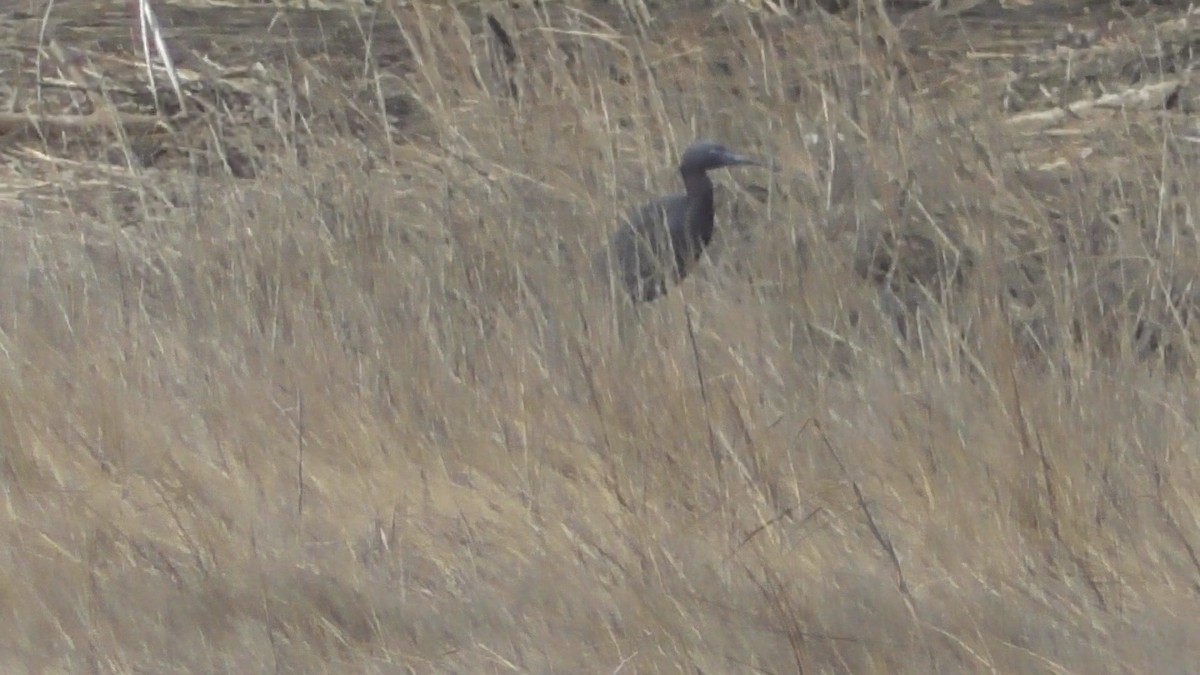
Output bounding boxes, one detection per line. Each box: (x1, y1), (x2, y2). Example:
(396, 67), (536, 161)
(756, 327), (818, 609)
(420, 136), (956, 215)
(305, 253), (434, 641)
(2, 0), (1200, 672)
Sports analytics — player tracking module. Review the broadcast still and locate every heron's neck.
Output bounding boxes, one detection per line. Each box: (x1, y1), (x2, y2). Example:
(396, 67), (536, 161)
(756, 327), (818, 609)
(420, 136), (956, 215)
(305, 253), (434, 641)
(681, 170), (715, 241)
(682, 170), (713, 198)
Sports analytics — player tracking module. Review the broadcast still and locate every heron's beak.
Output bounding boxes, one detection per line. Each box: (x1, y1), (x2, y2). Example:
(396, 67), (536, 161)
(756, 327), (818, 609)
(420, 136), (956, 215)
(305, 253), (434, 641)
(723, 151), (770, 168)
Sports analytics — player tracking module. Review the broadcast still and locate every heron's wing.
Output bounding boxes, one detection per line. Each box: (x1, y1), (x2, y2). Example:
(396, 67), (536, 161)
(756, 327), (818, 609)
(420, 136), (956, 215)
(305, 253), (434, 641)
(594, 195), (686, 301)
(623, 196), (687, 289)
(635, 195), (704, 279)
(662, 195), (705, 269)
(629, 195), (688, 256)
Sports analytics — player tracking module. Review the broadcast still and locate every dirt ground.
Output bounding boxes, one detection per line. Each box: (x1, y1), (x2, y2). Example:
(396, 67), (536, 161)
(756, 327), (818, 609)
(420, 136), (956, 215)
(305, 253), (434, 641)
(2, 0), (1200, 672)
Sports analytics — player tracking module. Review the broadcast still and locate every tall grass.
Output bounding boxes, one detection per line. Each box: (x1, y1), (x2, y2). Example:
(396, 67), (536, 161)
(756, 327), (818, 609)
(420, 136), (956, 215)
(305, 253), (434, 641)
(2, 2), (1199, 672)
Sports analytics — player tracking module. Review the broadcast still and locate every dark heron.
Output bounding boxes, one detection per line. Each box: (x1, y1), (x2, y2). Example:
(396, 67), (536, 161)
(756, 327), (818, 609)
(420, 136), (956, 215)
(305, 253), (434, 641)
(594, 140), (766, 303)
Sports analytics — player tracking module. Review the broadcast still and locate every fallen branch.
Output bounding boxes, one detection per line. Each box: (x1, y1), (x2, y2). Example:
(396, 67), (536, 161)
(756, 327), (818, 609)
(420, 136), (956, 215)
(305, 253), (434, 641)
(1007, 79), (1181, 131)
(0, 110), (171, 135)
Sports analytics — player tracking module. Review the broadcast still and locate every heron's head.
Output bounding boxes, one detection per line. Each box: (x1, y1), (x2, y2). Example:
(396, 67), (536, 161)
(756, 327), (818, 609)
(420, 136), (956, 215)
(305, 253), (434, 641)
(679, 140), (763, 173)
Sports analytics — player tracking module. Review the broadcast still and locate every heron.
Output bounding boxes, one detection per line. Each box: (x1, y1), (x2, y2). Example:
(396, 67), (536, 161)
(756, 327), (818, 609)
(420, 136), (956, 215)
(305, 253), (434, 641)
(594, 140), (766, 303)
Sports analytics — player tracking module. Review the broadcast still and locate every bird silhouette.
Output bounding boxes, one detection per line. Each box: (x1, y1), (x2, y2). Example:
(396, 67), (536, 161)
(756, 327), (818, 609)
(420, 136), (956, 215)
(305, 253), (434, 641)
(594, 140), (765, 303)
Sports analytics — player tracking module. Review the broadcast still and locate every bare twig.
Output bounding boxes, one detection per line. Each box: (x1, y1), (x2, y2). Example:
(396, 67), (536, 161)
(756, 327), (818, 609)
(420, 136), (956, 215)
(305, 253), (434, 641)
(684, 305), (723, 487)
(297, 388), (305, 518)
(0, 110), (170, 134)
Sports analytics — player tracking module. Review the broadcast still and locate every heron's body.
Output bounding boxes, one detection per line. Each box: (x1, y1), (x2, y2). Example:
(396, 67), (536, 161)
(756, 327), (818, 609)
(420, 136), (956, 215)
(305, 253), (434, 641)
(595, 140), (762, 303)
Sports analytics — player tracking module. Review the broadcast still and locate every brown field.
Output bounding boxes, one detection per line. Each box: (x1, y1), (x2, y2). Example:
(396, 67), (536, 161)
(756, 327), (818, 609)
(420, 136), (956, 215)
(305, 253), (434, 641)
(3, 0), (1200, 672)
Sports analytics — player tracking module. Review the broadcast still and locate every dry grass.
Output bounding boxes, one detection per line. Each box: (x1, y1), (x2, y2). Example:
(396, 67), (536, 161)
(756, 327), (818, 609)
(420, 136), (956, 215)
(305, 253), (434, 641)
(3, 0), (1200, 672)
